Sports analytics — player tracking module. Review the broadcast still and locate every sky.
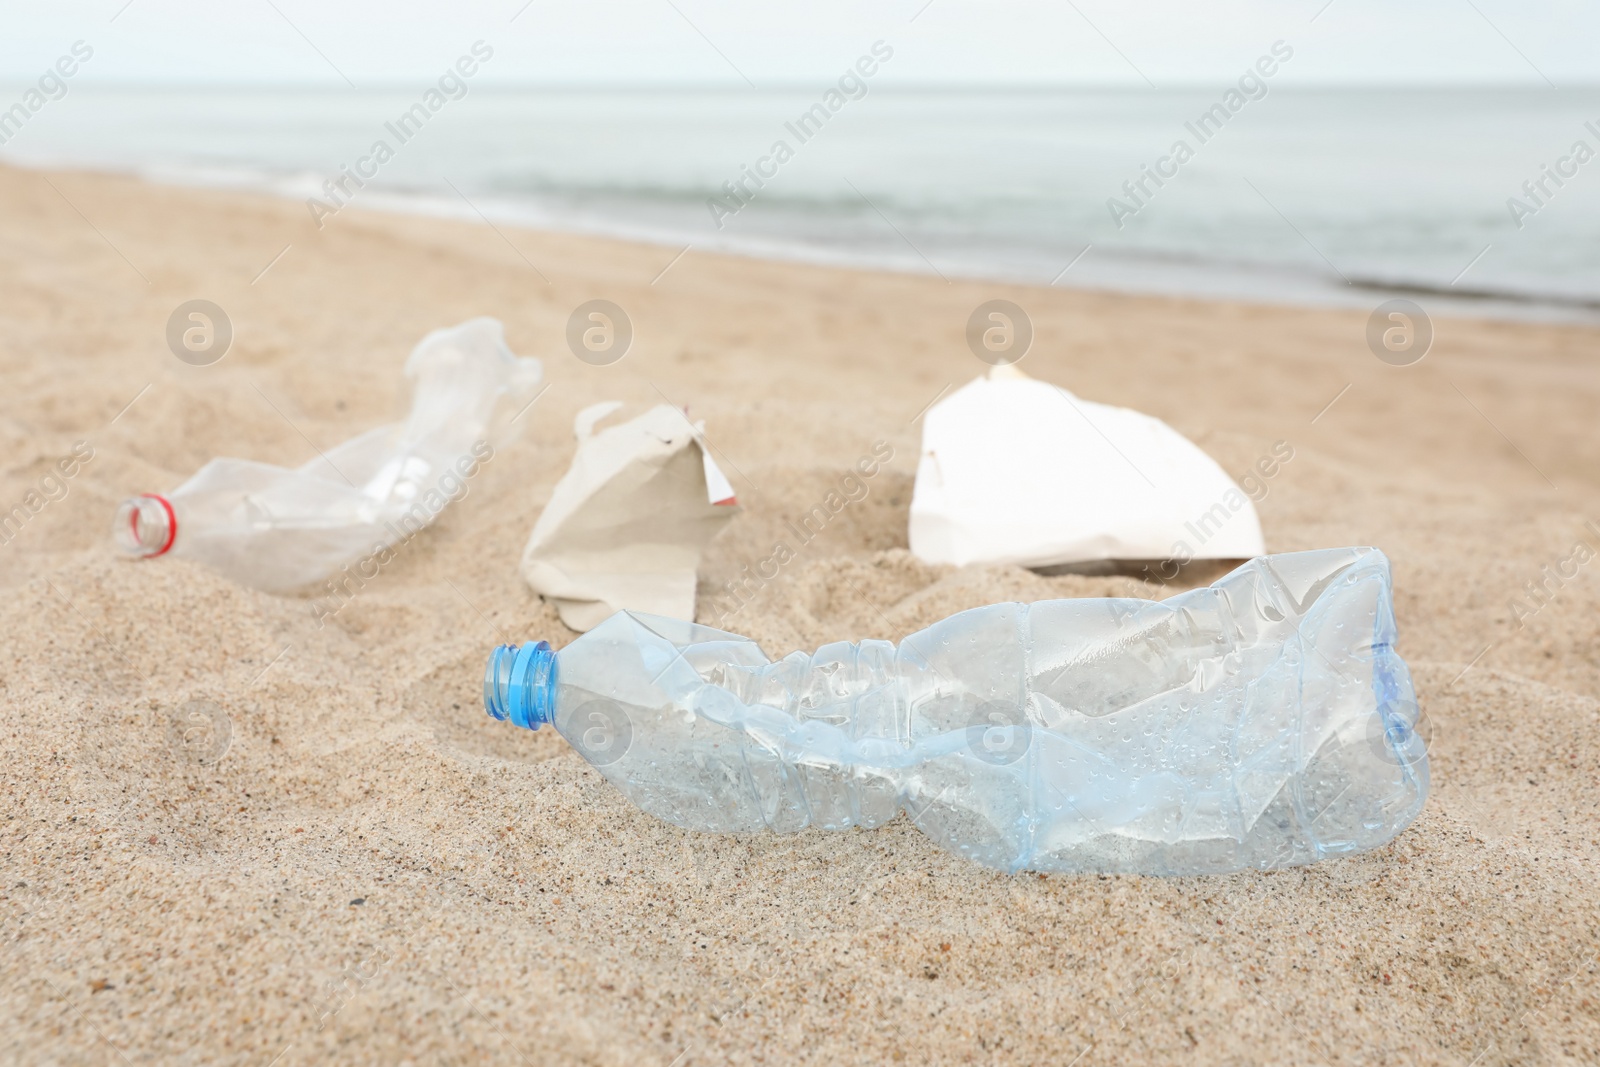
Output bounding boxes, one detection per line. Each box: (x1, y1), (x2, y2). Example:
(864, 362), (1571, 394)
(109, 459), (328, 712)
(0, 0), (1594, 86)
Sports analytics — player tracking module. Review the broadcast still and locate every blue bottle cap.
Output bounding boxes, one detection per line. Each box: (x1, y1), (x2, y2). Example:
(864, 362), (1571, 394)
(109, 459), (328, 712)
(483, 641), (556, 730)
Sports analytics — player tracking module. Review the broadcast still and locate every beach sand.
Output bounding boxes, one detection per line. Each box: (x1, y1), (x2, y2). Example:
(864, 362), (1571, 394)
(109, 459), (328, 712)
(2, 163), (1598, 1065)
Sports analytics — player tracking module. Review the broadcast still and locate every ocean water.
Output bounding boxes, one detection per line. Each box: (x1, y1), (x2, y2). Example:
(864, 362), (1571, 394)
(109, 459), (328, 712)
(5, 84), (1600, 321)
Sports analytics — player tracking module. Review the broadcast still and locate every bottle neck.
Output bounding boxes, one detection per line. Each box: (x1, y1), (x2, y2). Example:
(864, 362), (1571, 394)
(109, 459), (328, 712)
(484, 641), (557, 730)
(113, 494), (178, 558)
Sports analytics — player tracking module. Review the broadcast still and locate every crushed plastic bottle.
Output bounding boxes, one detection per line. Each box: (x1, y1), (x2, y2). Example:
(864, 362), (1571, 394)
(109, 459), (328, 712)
(484, 547), (1427, 875)
(115, 318), (541, 593)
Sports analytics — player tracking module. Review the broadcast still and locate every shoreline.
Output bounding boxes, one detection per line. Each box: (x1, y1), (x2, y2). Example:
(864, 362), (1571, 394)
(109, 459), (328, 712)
(6, 152), (1599, 326)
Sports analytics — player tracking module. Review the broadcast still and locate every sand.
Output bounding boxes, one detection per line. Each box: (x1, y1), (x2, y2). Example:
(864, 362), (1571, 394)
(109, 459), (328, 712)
(2, 163), (1598, 1066)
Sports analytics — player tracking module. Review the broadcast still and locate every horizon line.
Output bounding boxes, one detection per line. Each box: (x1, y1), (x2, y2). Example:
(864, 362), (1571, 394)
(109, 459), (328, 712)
(1, 78), (1595, 91)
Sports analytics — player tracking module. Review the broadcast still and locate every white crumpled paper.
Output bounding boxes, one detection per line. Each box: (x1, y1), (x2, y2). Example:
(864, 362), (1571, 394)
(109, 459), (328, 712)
(521, 402), (738, 631)
(909, 365), (1264, 569)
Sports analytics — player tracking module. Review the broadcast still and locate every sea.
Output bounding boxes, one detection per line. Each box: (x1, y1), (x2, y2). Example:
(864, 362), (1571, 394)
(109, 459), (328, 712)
(4, 84), (1599, 322)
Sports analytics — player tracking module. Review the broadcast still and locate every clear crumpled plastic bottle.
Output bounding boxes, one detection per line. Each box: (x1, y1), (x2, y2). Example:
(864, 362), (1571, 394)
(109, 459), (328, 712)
(115, 318), (542, 593)
(484, 547), (1428, 875)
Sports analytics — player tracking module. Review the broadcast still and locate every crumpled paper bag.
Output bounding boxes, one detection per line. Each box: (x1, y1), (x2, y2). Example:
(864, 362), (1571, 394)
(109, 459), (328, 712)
(521, 402), (738, 631)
